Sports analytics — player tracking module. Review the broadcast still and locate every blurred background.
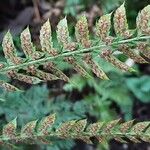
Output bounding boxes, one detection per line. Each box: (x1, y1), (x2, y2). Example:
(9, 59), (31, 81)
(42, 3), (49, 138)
(0, 0), (150, 150)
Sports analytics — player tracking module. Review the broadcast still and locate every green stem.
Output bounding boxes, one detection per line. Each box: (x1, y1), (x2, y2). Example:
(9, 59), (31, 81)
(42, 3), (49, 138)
(0, 36), (150, 73)
(0, 131), (149, 143)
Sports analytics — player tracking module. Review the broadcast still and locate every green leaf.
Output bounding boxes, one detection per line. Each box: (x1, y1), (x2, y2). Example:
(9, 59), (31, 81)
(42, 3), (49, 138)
(126, 76), (150, 102)
(21, 120), (37, 137)
(37, 114), (56, 135)
(3, 118), (17, 139)
(71, 119), (87, 133)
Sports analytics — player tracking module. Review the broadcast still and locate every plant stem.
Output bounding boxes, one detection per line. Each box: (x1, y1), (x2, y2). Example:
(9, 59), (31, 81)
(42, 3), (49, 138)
(0, 36), (150, 73)
(0, 131), (149, 143)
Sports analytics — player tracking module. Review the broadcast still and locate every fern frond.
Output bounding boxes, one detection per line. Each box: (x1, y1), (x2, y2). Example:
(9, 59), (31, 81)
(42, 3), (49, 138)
(1, 115), (150, 146)
(118, 44), (148, 63)
(7, 70), (42, 84)
(136, 5), (150, 36)
(100, 50), (135, 72)
(137, 42), (150, 59)
(2, 31), (22, 65)
(57, 17), (91, 79)
(0, 4), (150, 90)
(0, 80), (20, 92)
(113, 2), (132, 38)
(96, 13), (112, 43)
(21, 27), (36, 59)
